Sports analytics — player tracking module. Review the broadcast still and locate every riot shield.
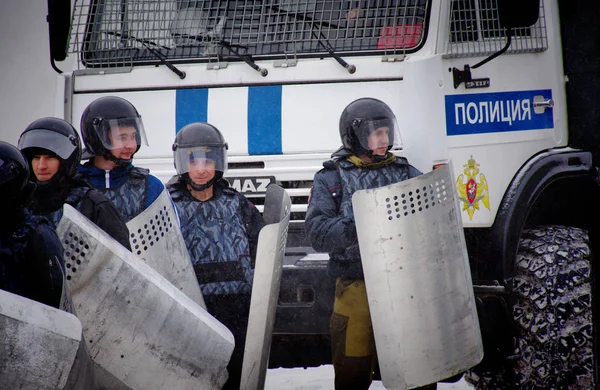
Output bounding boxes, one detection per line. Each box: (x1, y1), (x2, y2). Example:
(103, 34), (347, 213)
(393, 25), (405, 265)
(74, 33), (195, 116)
(56, 204), (234, 390)
(0, 289), (97, 390)
(352, 164), (483, 389)
(126, 188), (205, 309)
(240, 184), (291, 390)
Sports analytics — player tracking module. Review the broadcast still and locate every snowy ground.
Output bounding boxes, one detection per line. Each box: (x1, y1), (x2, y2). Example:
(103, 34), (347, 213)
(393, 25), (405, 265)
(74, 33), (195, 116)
(265, 365), (474, 389)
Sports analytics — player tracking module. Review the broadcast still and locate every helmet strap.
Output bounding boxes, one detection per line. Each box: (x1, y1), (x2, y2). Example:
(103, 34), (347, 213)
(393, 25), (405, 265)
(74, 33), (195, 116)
(103, 151), (132, 167)
(184, 173), (215, 192)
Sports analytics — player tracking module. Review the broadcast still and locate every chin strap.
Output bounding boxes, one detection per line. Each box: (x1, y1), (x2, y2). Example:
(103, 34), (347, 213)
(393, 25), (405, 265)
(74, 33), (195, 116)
(102, 151), (132, 167)
(184, 174), (215, 192)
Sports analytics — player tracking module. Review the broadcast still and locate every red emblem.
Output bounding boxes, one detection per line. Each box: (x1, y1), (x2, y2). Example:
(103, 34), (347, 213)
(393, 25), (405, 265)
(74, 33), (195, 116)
(466, 178), (477, 204)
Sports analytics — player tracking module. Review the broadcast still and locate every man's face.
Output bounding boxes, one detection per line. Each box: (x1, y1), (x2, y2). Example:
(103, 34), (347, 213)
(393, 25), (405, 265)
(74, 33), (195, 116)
(188, 158), (216, 185)
(367, 126), (390, 156)
(108, 125), (138, 161)
(32, 154), (60, 182)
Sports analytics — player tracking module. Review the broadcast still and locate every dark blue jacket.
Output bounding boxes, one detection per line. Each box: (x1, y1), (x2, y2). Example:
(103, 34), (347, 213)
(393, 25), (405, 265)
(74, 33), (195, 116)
(305, 153), (421, 279)
(0, 209), (65, 308)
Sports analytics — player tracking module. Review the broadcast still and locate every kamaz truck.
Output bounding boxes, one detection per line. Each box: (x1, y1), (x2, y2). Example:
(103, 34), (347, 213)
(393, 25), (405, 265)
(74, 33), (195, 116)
(45, 0), (599, 388)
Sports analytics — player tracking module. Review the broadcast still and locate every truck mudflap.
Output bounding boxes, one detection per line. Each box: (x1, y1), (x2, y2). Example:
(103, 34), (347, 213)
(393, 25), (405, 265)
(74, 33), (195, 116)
(240, 184), (291, 389)
(56, 204), (234, 390)
(126, 188), (205, 309)
(352, 164), (483, 389)
(0, 289), (97, 389)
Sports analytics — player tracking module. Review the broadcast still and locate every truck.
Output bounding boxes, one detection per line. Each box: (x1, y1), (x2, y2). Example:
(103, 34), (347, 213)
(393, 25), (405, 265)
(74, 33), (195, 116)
(44, 0), (599, 388)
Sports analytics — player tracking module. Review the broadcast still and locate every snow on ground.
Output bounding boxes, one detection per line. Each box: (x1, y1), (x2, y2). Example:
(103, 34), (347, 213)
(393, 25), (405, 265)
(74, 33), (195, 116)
(265, 365), (474, 389)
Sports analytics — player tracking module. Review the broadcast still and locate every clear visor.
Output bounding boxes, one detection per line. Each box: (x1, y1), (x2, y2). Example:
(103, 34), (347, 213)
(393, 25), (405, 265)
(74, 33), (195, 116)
(18, 129), (77, 159)
(174, 146), (227, 176)
(95, 117), (148, 151)
(355, 117), (403, 154)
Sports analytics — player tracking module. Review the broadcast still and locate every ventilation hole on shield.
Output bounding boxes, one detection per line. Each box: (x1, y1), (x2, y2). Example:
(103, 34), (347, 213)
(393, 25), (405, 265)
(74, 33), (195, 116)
(394, 202), (398, 206)
(426, 204), (429, 209)
(71, 256), (76, 261)
(401, 193), (406, 198)
(386, 204), (391, 209)
(419, 207), (423, 212)
(76, 260), (81, 265)
(137, 250), (141, 255)
(67, 275), (71, 280)
(411, 210), (416, 214)
(393, 195), (398, 200)
(443, 191), (447, 196)
(75, 248), (80, 253)
(65, 251), (71, 257)
(144, 246), (148, 251)
(385, 197), (390, 202)
(396, 214), (401, 219)
(135, 244), (139, 250)
(66, 263), (71, 268)
(68, 232), (73, 237)
(387, 210), (392, 215)
(422, 186), (427, 191)
(388, 216), (393, 221)
(72, 267), (77, 273)
(404, 212), (408, 216)
(150, 242), (154, 246)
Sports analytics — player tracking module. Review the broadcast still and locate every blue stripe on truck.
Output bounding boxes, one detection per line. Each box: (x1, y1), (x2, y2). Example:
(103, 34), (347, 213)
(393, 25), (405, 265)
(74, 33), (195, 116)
(247, 85), (282, 155)
(175, 89), (208, 133)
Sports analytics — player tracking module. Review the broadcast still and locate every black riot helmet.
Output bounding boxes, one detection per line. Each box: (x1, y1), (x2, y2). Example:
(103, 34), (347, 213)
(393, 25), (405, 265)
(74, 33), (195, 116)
(18, 117), (82, 184)
(172, 122), (228, 191)
(339, 97), (402, 157)
(0, 141), (35, 209)
(80, 96), (148, 166)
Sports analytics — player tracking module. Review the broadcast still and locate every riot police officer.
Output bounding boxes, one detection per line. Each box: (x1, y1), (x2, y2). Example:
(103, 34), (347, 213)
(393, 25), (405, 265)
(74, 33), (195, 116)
(77, 96), (164, 222)
(167, 122), (265, 390)
(0, 141), (64, 308)
(18, 117), (131, 249)
(304, 98), (435, 389)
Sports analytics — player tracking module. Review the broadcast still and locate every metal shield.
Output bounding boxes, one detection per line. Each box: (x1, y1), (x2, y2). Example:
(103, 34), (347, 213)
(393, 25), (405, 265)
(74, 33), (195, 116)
(0, 289), (97, 390)
(126, 188), (205, 309)
(56, 204), (235, 390)
(352, 164), (483, 389)
(240, 184), (291, 390)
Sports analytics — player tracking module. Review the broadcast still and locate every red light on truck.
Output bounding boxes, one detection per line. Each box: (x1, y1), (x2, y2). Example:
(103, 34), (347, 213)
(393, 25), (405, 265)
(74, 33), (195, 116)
(377, 24), (423, 49)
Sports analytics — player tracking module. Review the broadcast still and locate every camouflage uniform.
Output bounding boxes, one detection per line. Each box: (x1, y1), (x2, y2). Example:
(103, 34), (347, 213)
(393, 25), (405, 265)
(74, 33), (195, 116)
(305, 152), (428, 390)
(167, 176), (265, 390)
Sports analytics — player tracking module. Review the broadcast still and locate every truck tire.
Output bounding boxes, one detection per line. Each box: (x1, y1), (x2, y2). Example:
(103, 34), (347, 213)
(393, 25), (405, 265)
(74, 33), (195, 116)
(465, 225), (595, 389)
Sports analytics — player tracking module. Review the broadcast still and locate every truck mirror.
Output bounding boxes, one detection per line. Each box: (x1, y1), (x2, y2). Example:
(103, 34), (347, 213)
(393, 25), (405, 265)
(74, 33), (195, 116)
(498, 0), (540, 29)
(47, 0), (71, 62)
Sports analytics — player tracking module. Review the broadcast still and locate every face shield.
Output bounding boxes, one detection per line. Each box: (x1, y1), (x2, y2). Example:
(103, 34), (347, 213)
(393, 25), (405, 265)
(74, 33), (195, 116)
(174, 146), (227, 176)
(94, 117), (148, 151)
(354, 117), (403, 155)
(18, 129), (77, 160)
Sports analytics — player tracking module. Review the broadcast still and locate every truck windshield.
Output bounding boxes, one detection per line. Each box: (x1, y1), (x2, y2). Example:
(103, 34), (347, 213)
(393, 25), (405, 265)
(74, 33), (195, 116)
(71, 0), (430, 68)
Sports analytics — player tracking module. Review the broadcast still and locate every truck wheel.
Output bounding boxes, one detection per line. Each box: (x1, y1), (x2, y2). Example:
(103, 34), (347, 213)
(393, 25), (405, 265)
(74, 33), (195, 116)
(465, 225), (595, 389)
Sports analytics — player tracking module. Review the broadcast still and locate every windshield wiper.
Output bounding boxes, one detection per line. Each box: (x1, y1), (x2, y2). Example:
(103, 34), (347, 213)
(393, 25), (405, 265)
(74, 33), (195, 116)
(171, 30), (268, 77)
(270, 5), (356, 74)
(107, 31), (186, 79)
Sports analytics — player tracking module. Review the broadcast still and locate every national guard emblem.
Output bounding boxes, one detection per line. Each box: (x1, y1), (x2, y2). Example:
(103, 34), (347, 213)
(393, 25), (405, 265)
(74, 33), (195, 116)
(456, 156), (490, 220)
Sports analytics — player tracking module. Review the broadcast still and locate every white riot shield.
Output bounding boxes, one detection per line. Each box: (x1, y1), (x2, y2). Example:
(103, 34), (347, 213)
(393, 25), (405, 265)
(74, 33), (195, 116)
(352, 164), (483, 389)
(56, 204), (234, 390)
(0, 289), (97, 390)
(240, 184), (291, 390)
(126, 188), (205, 309)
